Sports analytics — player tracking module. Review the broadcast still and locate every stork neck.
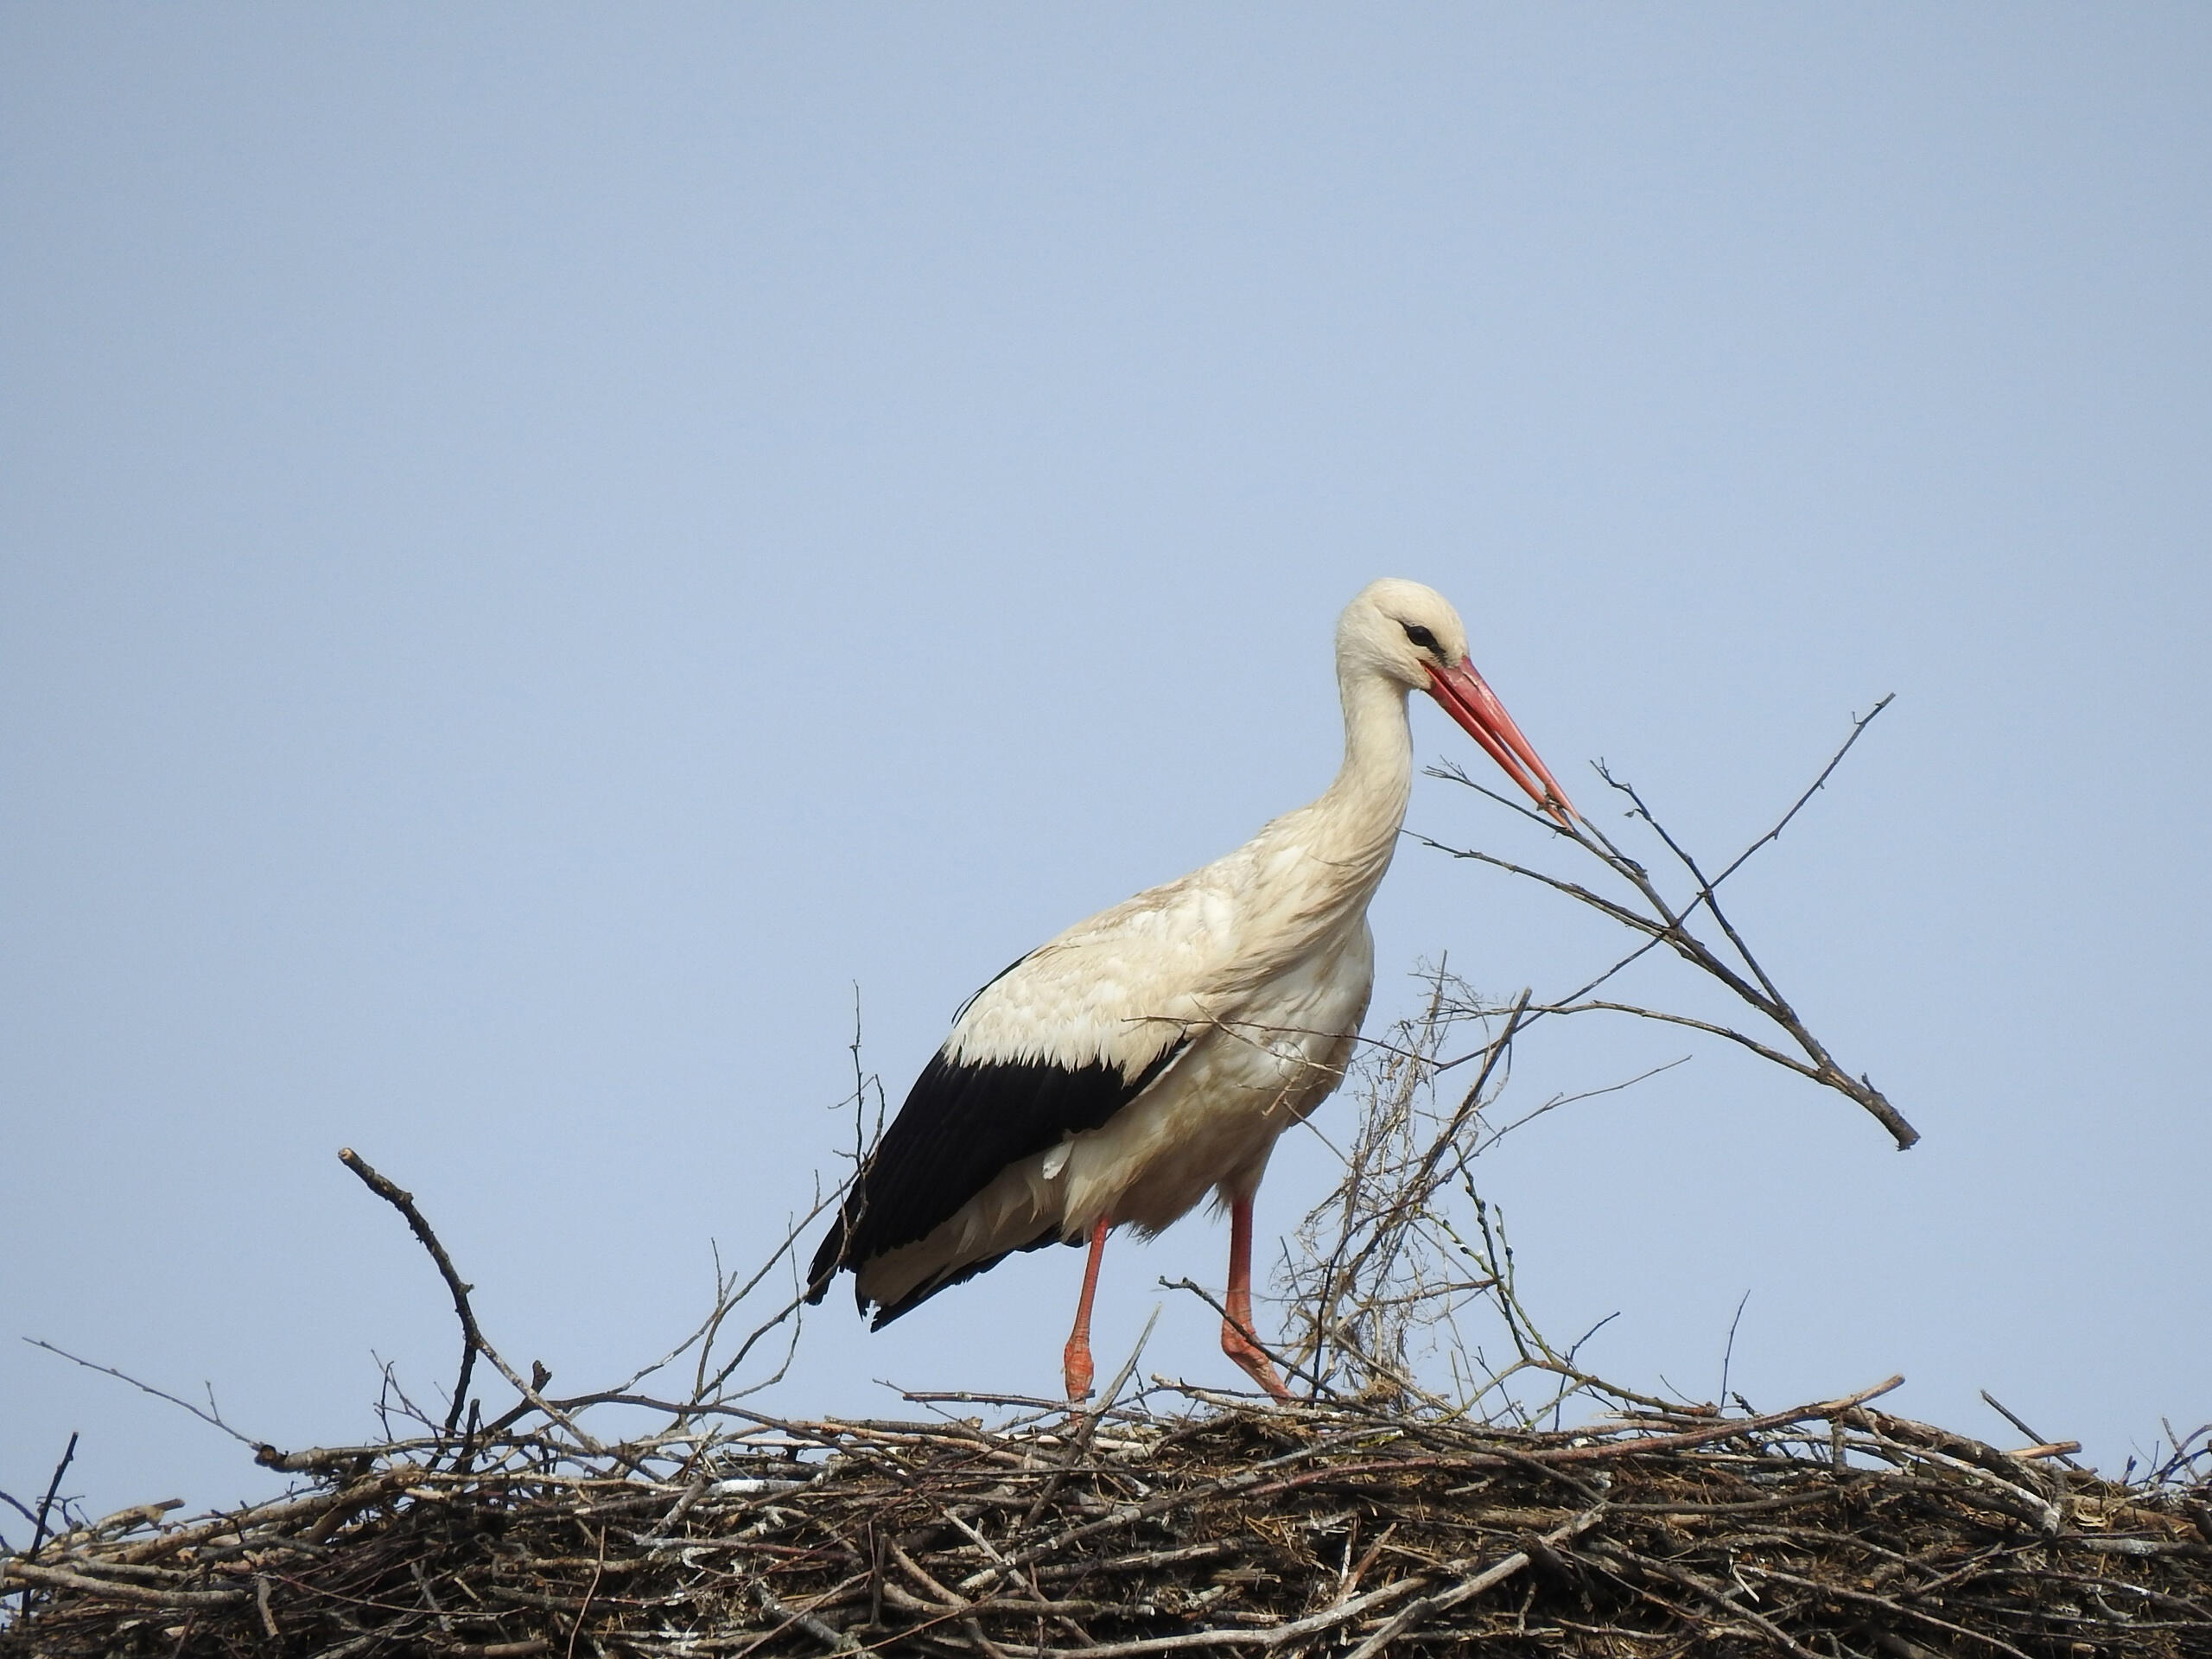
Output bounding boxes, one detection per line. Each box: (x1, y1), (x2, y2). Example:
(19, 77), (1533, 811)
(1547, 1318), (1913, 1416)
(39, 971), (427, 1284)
(1313, 667), (1416, 866)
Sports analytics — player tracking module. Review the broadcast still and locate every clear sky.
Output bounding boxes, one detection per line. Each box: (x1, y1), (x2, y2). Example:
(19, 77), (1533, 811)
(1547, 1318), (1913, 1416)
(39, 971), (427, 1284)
(4, 7), (2207, 1520)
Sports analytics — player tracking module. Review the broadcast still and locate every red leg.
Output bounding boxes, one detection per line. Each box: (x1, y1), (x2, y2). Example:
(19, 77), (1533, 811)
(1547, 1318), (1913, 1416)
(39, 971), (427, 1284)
(1221, 1195), (1290, 1400)
(1062, 1217), (1110, 1402)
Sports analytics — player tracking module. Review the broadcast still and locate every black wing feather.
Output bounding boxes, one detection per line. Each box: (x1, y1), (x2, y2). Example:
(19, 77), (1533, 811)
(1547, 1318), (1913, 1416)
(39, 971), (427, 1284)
(806, 1037), (1185, 1316)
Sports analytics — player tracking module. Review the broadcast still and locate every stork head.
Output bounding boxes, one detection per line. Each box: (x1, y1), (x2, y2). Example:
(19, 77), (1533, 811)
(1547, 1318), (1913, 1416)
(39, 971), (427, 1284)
(1341, 578), (1578, 829)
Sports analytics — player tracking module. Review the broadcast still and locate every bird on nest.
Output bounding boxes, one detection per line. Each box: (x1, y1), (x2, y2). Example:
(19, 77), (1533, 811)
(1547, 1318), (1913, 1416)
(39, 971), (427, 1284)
(806, 578), (1574, 1401)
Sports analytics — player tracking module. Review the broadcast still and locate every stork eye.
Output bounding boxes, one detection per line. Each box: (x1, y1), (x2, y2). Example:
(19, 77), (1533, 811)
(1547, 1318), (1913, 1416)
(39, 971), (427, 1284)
(1401, 623), (1440, 653)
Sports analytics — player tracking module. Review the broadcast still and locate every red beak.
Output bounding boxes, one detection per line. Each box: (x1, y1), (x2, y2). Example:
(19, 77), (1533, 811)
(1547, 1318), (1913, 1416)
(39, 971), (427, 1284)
(1425, 658), (1577, 829)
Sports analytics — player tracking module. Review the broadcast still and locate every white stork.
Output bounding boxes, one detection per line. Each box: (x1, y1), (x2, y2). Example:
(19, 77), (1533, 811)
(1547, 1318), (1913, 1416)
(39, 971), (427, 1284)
(806, 579), (1574, 1400)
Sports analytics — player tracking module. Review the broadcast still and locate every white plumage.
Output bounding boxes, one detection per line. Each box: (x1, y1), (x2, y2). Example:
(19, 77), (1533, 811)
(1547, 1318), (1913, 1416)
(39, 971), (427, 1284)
(808, 578), (1573, 1399)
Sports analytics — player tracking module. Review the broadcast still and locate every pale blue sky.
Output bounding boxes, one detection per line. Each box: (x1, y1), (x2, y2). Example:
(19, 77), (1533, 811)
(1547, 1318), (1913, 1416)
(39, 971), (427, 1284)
(4, 6), (2207, 1519)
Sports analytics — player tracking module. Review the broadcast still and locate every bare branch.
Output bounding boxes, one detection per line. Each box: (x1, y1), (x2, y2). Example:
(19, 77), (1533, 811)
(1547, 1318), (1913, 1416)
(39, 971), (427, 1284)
(1425, 701), (1920, 1150)
(23, 1342), (259, 1450)
(337, 1149), (482, 1440)
(18, 1430), (78, 1616)
(335, 1148), (611, 1459)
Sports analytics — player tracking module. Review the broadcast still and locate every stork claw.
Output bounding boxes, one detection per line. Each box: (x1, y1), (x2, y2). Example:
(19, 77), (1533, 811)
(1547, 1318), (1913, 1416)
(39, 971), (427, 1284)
(1221, 1319), (1292, 1401)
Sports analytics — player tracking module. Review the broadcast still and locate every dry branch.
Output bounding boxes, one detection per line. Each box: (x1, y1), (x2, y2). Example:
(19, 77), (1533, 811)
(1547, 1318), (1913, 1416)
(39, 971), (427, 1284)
(1419, 694), (1921, 1150)
(338, 1148), (484, 1439)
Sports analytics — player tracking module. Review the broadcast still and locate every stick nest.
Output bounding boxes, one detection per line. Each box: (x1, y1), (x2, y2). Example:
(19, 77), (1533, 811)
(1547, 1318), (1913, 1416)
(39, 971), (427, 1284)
(8, 1382), (2209, 1659)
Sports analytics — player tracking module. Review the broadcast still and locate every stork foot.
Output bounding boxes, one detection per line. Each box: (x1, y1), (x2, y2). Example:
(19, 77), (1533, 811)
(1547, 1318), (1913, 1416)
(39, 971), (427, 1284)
(1063, 1335), (1095, 1401)
(1221, 1318), (1292, 1402)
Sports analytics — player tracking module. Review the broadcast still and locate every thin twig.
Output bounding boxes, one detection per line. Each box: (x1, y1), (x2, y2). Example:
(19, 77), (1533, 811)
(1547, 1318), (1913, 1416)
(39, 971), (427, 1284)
(22, 1343), (260, 1449)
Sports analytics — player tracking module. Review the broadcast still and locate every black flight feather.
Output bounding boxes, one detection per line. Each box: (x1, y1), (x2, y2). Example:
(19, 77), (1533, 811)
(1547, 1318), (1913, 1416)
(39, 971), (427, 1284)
(806, 1034), (1187, 1321)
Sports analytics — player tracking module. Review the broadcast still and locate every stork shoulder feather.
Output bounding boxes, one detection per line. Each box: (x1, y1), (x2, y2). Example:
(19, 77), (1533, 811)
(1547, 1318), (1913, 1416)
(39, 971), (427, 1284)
(945, 816), (1376, 1076)
(945, 854), (1256, 1066)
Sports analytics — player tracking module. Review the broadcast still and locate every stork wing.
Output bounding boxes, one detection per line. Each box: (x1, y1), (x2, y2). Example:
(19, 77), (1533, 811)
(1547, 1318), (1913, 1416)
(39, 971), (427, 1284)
(805, 859), (1249, 1316)
(804, 1028), (1185, 1310)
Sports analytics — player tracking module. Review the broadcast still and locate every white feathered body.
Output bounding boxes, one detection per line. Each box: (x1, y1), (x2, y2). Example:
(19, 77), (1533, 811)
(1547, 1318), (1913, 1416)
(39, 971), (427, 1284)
(852, 667), (1417, 1315)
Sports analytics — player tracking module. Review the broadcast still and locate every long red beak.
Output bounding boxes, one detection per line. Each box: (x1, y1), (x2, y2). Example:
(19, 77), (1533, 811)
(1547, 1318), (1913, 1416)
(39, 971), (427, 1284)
(1425, 658), (1578, 829)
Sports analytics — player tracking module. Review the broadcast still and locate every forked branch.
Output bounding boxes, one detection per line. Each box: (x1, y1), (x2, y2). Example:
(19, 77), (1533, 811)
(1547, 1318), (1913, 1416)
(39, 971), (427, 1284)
(1422, 696), (1918, 1150)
